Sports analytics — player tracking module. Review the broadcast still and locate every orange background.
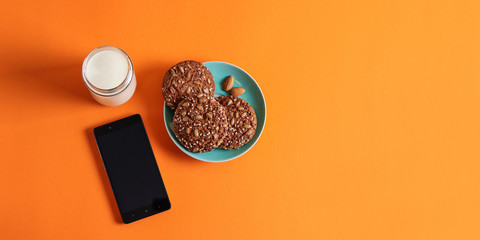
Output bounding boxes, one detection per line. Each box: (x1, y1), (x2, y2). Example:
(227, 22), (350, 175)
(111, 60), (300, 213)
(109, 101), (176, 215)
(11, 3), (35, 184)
(1, 0), (480, 239)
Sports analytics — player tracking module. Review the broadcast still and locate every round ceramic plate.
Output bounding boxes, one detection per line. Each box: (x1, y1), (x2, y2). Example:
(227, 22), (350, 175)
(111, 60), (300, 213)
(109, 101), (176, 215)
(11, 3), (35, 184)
(163, 61), (266, 162)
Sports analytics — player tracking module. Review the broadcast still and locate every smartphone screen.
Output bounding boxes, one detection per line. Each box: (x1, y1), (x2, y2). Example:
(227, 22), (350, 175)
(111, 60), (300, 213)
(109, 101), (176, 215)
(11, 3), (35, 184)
(93, 114), (170, 224)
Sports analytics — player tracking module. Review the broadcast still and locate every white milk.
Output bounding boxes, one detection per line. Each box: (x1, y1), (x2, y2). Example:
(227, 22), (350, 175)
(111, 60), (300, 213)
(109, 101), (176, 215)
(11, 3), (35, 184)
(82, 46), (136, 106)
(85, 50), (128, 90)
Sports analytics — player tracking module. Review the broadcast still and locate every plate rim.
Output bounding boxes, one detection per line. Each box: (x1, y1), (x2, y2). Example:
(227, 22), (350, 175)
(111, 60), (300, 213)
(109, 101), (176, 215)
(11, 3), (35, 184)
(163, 61), (267, 162)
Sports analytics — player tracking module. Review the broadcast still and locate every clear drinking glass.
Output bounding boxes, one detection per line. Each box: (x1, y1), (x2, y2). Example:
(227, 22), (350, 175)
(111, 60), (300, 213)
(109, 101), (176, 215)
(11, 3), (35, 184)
(82, 46), (137, 106)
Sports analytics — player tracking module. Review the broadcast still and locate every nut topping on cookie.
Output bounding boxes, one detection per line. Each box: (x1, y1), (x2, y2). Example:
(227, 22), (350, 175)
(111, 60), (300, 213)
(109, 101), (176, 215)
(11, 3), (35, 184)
(217, 95), (257, 150)
(173, 96), (228, 153)
(162, 60), (215, 109)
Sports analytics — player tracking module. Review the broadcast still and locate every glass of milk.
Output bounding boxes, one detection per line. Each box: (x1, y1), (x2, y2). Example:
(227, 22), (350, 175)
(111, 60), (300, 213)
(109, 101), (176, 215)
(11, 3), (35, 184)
(82, 46), (136, 106)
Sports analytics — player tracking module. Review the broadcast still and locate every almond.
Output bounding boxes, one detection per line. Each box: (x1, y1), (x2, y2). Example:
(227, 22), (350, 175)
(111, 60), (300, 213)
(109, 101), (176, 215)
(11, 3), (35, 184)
(223, 76), (234, 91)
(230, 87), (245, 96)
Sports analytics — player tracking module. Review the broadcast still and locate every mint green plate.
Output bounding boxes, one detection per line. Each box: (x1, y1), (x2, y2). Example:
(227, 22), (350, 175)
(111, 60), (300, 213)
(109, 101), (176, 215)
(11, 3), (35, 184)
(163, 61), (266, 162)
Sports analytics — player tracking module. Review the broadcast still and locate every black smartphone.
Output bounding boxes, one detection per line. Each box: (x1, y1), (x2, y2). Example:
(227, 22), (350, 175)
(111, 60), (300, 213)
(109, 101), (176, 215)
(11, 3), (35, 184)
(93, 114), (171, 224)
